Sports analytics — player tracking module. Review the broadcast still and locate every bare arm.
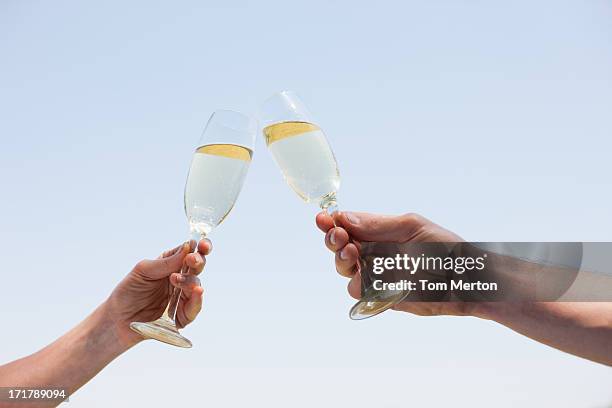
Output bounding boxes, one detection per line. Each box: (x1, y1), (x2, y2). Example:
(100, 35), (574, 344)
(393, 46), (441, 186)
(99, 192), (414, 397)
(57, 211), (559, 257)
(0, 303), (129, 406)
(477, 302), (612, 366)
(316, 211), (612, 366)
(0, 240), (210, 407)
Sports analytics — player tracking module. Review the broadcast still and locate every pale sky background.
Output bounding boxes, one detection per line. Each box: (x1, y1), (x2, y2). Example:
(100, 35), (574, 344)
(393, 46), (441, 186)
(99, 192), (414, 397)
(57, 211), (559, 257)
(1, 1), (611, 407)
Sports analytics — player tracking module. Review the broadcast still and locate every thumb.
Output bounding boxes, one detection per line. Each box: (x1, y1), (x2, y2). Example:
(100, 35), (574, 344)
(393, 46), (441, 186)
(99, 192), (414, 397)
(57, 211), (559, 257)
(332, 212), (425, 243)
(134, 242), (190, 279)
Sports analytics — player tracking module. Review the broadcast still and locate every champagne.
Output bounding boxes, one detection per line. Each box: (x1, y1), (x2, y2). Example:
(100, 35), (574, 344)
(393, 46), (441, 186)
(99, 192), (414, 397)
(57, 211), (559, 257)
(263, 121), (340, 206)
(184, 143), (252, 236)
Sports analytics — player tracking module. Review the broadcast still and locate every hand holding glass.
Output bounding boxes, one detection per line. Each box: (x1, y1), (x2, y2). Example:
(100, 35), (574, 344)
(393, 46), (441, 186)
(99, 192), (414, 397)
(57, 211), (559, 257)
(260, 91), (408, 319)
(130, 110), (255, 347)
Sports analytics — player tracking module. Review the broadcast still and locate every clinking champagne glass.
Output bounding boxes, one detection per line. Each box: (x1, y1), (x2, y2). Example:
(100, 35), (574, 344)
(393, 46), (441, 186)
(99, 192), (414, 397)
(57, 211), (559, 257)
(130, 110), (256, 347)
(259, 91), (408, 320)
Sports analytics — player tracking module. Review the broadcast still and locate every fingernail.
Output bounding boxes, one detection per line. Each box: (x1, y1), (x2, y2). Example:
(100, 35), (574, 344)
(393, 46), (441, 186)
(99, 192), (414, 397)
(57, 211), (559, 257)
(178, 275), (186, 283)
(330, 229), (336, 245)
(204, 238), (213, 252)
(339, 248), (348, 260)
(345, 212), (359, 224)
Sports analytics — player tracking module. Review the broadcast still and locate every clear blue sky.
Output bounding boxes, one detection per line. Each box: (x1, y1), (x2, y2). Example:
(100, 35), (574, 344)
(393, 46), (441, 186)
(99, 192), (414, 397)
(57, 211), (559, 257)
(1, 1), (611, 407)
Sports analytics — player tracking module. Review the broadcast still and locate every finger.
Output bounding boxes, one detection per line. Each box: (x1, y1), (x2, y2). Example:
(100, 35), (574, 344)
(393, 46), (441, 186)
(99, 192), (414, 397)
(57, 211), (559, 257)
(332, 211), (427, 242)
(170, 273), (201, 295)
(177, 286), (204, 328)
(159, 244), (184, 259)
(198, 238), (213, 256)
(335, 242), (359, 278)
(325, 227), (349, 252)
(184, 251), (206, 276)
(347, 272), (361, 299)
(316, 212), (335, 233)
(135, 242), (189, 279)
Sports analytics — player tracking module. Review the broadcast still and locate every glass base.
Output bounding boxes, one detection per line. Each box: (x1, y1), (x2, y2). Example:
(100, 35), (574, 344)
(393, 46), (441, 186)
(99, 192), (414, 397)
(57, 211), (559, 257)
(349, 290), (410, 320)
(130, 317), (192, 348)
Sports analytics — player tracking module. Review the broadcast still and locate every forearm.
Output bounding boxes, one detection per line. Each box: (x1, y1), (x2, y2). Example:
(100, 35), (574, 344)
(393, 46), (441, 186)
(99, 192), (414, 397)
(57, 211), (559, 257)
(476, 302), (612, 366)
(0, 302), (132, 407)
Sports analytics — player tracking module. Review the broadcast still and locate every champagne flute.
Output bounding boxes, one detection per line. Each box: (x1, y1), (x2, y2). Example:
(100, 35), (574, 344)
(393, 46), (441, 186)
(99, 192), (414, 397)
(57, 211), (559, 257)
(259, 91), (408, 320)
(130, 110), (256, 347)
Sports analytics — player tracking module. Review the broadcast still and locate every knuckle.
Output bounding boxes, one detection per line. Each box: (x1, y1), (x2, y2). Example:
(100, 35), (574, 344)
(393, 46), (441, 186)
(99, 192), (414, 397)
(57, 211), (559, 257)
(160, 257), (173, 268)
(339, 269), (351, 278)
(401, 212), (422, 226)
(133, 260), (148, 275)
(399, 213), (427, 239)
(367, 216), (383, 230)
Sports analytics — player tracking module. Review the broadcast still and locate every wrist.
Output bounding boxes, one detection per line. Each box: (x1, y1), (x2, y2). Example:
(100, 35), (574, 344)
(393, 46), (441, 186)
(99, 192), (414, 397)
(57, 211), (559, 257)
(469, 302), (523, 323)
(96, 300), (143, 352)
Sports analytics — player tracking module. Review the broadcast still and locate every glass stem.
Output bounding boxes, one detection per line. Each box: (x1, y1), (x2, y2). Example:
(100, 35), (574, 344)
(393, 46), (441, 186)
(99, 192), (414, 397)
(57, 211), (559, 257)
(320, 193), (339, 217)
(165, 233), (203, 326)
